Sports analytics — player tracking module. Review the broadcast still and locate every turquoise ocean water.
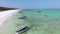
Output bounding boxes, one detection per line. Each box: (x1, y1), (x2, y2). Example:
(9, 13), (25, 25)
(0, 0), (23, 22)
(1, 9), (60, 34)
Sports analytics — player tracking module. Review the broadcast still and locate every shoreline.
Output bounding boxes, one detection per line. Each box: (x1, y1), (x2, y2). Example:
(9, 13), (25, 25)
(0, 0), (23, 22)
(0, 9), (21, 26)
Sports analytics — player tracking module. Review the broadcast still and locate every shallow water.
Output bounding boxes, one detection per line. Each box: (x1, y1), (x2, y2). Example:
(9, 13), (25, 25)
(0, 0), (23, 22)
(0, 9), (60, 34)
(20, 9), (60, 34)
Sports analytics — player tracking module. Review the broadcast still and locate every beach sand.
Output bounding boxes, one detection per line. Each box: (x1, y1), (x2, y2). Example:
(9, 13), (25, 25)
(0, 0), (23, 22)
(0, 9), (20, 26)
(0, 9), (21, 34)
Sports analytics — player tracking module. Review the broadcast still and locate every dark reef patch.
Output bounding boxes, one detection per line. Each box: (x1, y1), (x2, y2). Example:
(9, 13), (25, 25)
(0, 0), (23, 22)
(18, 16), (27, 19)
(37, 11), (41, 12)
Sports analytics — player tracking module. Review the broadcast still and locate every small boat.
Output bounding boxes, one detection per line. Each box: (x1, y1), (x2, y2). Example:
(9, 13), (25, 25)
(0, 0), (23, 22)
(16, 25), (28, 34)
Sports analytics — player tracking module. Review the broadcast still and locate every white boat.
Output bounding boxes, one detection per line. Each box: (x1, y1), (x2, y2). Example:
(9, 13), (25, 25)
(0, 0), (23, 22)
(16, 25), (28, 34)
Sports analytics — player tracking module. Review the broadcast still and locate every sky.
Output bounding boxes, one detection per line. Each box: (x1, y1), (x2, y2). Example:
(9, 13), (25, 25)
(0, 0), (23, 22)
(0, 0), (60, 9)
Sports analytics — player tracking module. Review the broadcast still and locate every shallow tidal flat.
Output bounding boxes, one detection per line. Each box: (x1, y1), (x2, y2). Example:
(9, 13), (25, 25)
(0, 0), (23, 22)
(0, 9), (60, 34)
(19, 9), (60, 34)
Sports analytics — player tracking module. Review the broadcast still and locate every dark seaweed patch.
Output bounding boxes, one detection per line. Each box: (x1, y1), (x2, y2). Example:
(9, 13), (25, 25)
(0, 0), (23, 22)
(18, 16), (27, 19)
(37, 11), (41, 12)
(19, 12), (22, 13)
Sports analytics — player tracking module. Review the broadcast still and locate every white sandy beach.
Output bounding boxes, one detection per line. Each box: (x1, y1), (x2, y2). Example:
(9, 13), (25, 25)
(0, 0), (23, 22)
(0, 9), (21, 26)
